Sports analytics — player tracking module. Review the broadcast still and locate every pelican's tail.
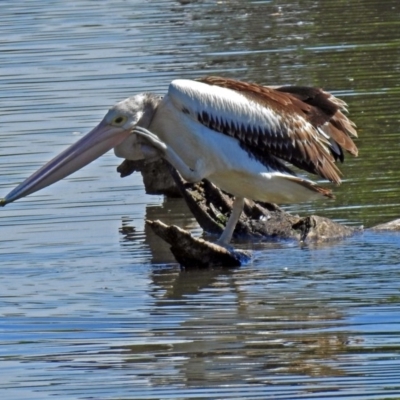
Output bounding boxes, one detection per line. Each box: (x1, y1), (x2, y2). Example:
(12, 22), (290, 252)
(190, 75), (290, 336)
(254, 172), (335, 204)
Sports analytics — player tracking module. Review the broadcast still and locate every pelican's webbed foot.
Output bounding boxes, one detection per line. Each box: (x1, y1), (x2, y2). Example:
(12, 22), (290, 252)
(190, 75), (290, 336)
(133, 126), (167, 154)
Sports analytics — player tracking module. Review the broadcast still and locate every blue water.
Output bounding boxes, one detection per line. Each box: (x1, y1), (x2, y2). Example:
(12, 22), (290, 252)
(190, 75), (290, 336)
(1, 0), (400, 399)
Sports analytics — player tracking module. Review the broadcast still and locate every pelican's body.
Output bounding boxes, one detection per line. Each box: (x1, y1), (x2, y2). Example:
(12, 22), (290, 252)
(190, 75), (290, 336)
(1, 76), (358, 245)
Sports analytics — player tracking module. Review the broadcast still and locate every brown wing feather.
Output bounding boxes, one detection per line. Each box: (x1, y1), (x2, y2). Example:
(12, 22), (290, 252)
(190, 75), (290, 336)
(197, 76), (358, 184)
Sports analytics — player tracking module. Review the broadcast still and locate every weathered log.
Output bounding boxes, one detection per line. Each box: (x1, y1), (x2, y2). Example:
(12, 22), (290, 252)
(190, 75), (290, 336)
(117, 159), (181, 197)
(147, 220), (251, 268)
(370, 219), (400, 231)
(118, 158), (361, 267)
(166, 165), (358, 243)
(293, 215), (358, 242)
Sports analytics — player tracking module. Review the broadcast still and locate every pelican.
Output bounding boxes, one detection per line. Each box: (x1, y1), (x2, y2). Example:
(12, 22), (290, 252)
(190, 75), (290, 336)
(0, 76), (358, 245)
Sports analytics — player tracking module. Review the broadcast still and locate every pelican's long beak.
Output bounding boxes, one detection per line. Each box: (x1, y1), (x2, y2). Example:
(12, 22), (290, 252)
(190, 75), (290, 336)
(1, 119), (131, 206)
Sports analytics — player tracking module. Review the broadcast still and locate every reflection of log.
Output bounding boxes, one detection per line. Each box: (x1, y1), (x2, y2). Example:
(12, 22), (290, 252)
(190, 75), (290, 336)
(118, 159), (360, 267)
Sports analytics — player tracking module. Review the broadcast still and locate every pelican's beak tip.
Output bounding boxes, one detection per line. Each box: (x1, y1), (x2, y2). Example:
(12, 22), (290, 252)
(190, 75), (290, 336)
(0, 198), (8, 207)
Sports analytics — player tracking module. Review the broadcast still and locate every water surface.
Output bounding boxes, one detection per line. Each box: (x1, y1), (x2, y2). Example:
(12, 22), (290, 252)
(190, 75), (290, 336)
(1, 1), (400, 399)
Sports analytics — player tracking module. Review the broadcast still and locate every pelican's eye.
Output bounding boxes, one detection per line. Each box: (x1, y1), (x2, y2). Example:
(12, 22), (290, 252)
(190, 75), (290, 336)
(112, 115), (127, 126)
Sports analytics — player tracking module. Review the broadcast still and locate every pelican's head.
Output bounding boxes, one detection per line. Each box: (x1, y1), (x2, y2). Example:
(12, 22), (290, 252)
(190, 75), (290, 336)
(105, 93), (158, 132)
(0, 93), (161, 206)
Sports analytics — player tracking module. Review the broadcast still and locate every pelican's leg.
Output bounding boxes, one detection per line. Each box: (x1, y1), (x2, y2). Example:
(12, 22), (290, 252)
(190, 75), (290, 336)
(133, 126), (207, 182)
(217, 197), (245, 246)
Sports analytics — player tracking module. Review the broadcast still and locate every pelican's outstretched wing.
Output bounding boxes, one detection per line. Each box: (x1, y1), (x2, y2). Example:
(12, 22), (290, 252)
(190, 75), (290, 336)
(167, 76), (357, 184)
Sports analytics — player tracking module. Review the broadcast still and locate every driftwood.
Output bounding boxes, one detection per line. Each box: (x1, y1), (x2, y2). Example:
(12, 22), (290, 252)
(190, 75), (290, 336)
(117, 159), (181, 197)
(118, 158), (360, 267)
(147, 220), (251, 268)
(370, 219), (400, 231)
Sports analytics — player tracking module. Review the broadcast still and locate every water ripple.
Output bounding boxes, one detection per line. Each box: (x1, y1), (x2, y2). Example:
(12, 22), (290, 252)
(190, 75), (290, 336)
(1, 0), (400, 399)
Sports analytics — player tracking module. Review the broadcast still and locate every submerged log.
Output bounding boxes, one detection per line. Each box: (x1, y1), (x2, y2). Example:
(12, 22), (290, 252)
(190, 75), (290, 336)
(118, 158), (360, 267)
(370, 218), (400, 231)
(293, 215), (358, 242)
